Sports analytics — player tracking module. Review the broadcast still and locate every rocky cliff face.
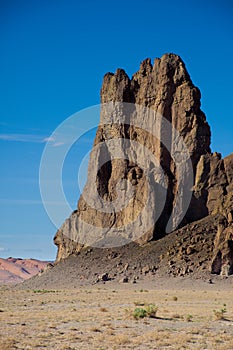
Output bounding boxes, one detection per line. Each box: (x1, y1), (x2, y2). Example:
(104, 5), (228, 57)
(54, 54), (232, 275)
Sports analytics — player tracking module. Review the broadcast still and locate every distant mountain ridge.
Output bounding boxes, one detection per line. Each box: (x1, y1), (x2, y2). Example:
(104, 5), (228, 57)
(0, 257), (50, 284)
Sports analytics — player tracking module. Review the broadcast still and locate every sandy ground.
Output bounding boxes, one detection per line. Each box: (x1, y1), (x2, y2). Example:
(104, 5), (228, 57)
(0, 278), (233, 350)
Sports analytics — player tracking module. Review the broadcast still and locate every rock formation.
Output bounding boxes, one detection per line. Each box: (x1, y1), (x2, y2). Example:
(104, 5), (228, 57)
(54, 53), (233, 276)
(211, 214), (233, 276)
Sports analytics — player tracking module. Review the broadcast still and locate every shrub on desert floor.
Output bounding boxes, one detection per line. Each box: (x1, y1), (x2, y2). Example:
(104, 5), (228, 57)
(186, 314), (193, 322)
(213, 304), (227, 320)
(133, 307), (147, 319)
(132, 304), (158, 319)
(144, 304), (158, 318)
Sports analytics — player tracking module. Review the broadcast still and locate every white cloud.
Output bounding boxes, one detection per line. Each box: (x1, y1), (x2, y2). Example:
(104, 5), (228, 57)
(0, 198), (73, 206)
(42, 136), (55, 143)
(0, 133), (46, 143)
(0, 133), (66, 145)
(0, 132), (94, 147)
(42, 136), (65, 147)
(0, 246), (9, 252)
(53, 141), (65, 147)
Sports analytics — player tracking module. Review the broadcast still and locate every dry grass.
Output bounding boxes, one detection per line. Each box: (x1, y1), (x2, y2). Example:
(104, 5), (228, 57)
(0, 284), (233, 349)
(213, 305), (227, 320)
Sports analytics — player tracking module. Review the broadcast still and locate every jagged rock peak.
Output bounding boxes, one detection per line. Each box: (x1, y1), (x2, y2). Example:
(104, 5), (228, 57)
(101, 54), (193, 103)
(101, 53), (211, 167)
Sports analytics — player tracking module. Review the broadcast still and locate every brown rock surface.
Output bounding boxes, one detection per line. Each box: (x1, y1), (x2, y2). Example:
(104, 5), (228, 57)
(211, 215), (233, 276)
(53, 54), (232, 276)
(55, 54), (211, 260)
(194, 152), (233, 216)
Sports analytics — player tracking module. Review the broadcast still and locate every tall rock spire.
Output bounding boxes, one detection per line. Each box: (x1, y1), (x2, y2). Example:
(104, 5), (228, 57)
(54, 54), (231, 274)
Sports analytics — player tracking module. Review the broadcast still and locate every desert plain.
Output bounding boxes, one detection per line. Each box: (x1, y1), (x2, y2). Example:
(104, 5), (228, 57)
(0, 278), (233, 350)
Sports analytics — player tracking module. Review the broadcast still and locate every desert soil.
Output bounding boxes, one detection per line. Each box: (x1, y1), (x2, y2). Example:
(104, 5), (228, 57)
(0, 278), (233, 350)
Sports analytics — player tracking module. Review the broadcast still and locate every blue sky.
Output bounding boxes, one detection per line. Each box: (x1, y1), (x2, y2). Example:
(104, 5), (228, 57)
(0, 0), (232, 260)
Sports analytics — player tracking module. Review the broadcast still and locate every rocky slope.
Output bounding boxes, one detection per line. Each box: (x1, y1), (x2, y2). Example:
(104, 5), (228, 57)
(0, 257), (50, 284)
(18, 214), (229, 290)
(52, 53), (233, 279)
